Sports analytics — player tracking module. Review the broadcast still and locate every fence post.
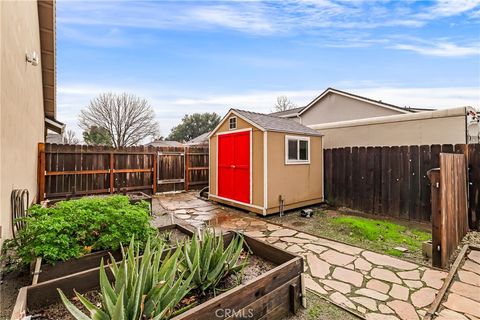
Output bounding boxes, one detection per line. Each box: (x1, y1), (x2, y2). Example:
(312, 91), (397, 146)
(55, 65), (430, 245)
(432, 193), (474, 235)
(37, 143), (46, 203)
(185, 146), (190, 192)
(153, 152), (157, 194)
(428, 168), (442, 268)
(109, 152), (114, 194)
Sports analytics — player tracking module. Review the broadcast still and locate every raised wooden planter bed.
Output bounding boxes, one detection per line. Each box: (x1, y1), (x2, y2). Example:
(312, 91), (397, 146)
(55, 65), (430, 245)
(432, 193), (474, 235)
(30, 224), (195, 285)
(12, 233), (303, 320)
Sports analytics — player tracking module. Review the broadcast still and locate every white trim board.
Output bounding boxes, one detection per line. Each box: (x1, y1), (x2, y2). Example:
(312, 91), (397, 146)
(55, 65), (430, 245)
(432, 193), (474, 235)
(263, 131), (268, 215)
(209, 194), (265, 211)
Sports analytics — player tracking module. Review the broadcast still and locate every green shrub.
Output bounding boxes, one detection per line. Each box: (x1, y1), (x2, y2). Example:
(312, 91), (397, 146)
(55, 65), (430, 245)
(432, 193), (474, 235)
(179, 229), (248, 294)
(59, 238), (195, 320)
(16, 196), (156, 264)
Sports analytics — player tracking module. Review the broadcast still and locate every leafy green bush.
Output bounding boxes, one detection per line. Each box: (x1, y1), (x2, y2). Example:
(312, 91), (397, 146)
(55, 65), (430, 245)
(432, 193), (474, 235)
(59, 238), (195, 320)
(179, 229), (248, 294)
(16, 196), (155, 264)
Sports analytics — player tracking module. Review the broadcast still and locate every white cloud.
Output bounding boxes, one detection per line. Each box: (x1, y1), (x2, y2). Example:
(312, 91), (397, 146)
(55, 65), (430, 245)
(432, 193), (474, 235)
(57, 0), (480, 36)
(57, 84), (480, 141)
(391, 41), (480, 57)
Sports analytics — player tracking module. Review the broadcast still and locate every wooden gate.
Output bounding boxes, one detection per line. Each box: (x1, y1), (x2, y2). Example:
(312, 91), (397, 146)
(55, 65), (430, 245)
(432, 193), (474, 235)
(156, 146), (209, 193)
(156, 147), (185, 192)
(428, 153), (469, 268)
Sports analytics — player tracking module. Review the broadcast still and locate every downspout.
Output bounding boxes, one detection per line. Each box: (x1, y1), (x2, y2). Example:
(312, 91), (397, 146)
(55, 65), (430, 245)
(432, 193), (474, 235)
(296, 114), (302, 124)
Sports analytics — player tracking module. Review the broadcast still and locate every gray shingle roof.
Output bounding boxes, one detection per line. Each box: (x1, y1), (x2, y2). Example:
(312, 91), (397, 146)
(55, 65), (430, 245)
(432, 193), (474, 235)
(269, 106), (305, 117)
(232, 109), (322, 136)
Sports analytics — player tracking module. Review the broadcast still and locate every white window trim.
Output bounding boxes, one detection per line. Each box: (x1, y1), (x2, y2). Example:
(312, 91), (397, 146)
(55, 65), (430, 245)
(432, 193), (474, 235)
(285, 135), (310, 165)
(229, 116), (237, 130)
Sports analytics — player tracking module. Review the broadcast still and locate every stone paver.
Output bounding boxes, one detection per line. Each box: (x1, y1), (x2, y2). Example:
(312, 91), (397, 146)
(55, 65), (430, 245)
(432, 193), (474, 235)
(435, 248), (480, 319)
(366, 279), (390, 294)
(304, 243), (328, 254)
(321, 279), (352, 294)
(320, 250), (356, 266)
(153, 192), (456, 320)
(422, 269), (447, 289)
(411, 287), (436, 308)
(387, 300), (419, 320)
(371, 268), (402, 284)
(332, 267), (364, 287)
(307, 253), (331, 278)
(389, 284), (410, 301)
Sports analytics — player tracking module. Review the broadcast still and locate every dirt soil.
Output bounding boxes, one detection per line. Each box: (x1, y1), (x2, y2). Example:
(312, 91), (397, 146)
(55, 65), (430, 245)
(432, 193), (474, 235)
(285, 291), (359, 320)
(33, 253), (276, 319)
(29, 290), (102, 320)
(0, 266), (31, 319)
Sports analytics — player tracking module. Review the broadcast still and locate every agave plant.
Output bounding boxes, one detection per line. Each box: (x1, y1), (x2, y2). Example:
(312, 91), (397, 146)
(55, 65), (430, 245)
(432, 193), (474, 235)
(58, 238), (195, 320)
(179, 229), (249, 294)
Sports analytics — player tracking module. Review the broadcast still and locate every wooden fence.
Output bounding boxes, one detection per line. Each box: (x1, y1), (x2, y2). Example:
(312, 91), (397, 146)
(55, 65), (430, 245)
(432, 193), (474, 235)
(429, 154), (469, 268)
(324, 144), (480, 229)
(38, 143), (209, 201)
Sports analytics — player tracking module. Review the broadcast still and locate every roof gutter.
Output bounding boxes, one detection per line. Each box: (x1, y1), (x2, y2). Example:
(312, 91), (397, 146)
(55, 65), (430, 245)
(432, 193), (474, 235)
(308, 107), (469, 130)
(45, 117), (65, 134)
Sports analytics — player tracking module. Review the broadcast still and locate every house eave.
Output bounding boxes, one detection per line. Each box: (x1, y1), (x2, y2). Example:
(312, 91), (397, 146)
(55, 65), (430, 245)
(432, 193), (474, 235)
(38, 0), (56, 119)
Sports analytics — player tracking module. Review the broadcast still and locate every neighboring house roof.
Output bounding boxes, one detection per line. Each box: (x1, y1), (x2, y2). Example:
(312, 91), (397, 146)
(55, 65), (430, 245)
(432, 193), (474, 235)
(185, 131), (210, 145)
(270, 106), (306, 117)
(270, 87), (436, 118)
(213, 109), (323, 136)
(146, 140), (183, 148)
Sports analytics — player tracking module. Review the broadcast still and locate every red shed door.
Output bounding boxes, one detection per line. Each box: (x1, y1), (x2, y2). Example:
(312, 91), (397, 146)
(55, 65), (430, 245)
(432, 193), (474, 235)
(218, 130), (250, 203)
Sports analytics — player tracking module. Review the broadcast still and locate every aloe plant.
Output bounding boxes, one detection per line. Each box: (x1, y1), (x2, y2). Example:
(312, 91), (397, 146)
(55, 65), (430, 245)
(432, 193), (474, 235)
(58, 238), (195, 320)
(179, 229), (249, 294)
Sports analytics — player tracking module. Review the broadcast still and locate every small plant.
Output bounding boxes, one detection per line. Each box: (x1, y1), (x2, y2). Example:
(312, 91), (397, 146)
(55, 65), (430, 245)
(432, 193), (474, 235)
(59, 238), (195, 320)
(179, 229), (248, 294)
(16, 196), (156, 264)
(158, 230), (173, 244)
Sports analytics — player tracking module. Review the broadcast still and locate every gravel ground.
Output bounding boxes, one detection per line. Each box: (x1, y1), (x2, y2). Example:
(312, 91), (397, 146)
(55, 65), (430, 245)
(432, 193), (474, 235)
(448, 231), (480, 268)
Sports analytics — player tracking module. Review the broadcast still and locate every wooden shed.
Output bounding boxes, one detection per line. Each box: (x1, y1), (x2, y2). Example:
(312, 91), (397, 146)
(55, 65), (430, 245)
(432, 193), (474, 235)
(208, 109), (324, 215)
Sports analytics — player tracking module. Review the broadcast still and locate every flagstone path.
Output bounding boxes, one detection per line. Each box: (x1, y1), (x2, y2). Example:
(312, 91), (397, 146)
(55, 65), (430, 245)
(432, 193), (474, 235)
(433, 248), (480, 320)
(153, 193), (450, 320)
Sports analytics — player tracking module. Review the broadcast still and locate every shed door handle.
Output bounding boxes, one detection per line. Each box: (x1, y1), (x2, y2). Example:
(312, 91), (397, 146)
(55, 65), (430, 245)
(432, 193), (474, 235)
(231, 165), (236, 168)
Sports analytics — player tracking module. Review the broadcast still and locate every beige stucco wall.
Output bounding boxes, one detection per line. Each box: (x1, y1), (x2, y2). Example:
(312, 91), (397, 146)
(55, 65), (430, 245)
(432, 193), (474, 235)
(209, 114), (264, 208)
(311, 108), (467, 149)
(266, 132), (323, 213)
(300, 92), (405, 126)
(0, 0), (45, 242)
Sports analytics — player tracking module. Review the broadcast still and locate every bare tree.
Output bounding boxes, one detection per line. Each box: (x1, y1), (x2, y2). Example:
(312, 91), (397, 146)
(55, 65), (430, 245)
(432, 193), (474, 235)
(272, 95), (297, 112)
(79, 93), (160, 147)
(63, 130), (79, 144)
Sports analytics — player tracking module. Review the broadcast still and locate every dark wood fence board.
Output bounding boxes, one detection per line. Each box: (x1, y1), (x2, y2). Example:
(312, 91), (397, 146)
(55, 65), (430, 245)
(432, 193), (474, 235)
(40, 144), (209, 200)
(325, 144), (480, 225)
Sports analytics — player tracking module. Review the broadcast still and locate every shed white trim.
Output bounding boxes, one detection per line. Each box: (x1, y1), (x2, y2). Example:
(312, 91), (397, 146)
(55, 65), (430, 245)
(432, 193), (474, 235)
(208, 109), (265, 138)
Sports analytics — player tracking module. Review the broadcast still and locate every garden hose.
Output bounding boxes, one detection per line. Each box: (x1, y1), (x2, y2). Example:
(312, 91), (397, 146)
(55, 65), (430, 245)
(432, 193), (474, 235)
(10, 189), (29, 240)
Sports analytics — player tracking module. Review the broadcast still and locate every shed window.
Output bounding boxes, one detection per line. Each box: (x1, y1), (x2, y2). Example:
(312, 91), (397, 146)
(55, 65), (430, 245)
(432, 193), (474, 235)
(285, 136), (310, 164)
(229, 117), (237, 130)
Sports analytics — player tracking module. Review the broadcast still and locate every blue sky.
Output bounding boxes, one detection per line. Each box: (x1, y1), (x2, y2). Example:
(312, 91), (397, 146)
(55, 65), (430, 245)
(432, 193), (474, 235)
(56, 0), (480, 139)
